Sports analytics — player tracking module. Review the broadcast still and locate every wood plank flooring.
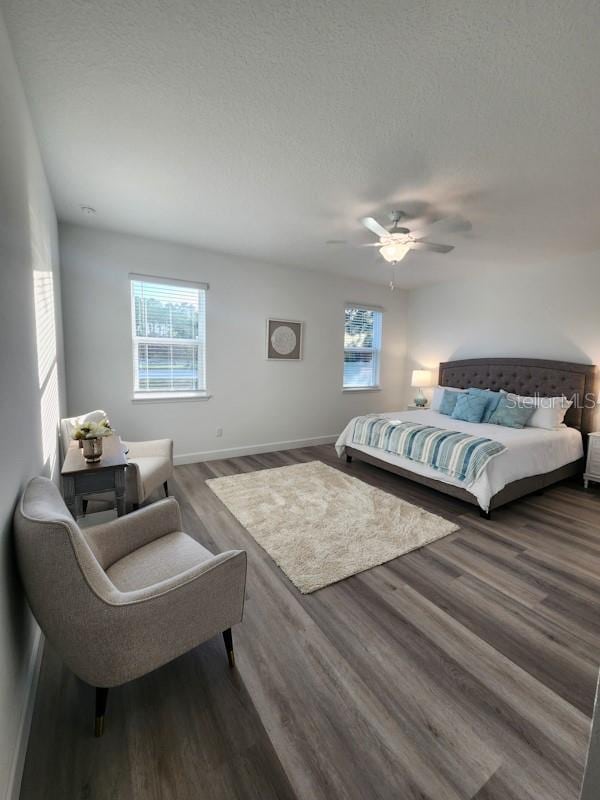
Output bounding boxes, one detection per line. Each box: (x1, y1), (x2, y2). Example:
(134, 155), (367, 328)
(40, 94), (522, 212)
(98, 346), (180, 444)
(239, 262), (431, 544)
(19, 445), (600, 800)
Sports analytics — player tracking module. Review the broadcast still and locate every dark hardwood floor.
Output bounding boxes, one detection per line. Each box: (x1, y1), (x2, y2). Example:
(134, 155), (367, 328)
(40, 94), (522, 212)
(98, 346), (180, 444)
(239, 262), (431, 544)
(20, 445), (600, 800)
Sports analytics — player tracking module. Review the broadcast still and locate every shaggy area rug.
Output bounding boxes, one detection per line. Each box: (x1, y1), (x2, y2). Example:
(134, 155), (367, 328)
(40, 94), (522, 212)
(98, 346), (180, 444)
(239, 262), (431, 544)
(206, 460), (459, 593)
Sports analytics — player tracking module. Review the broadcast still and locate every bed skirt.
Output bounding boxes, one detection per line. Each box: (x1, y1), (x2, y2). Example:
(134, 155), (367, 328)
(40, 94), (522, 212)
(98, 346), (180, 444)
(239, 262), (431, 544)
(344, 446), (584, 513)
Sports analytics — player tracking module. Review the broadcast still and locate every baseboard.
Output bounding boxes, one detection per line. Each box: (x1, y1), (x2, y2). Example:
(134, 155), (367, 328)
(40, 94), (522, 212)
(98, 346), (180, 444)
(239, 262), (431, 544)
(6, 628), (44, 800)
(174, 434), (338, 465)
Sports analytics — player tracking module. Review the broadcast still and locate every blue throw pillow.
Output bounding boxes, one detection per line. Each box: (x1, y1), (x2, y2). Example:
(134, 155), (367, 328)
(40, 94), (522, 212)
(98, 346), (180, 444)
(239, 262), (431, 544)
(488, 395), (535, 429)
(467, 388), (503, 423)
(439, 389), (460, 416)
(451, 393), (488, 423)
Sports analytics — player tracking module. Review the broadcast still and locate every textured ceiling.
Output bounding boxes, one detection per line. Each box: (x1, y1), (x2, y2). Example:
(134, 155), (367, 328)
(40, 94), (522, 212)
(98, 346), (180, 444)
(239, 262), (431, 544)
(3, 0), (600, 287)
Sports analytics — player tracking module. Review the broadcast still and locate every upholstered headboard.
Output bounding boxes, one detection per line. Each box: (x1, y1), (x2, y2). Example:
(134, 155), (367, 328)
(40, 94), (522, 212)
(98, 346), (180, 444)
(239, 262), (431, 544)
(438, 357), (596, 435)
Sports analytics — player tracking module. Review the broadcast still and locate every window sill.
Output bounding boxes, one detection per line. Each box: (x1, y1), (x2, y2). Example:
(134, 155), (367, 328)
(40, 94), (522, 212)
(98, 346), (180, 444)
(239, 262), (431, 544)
(132, 392), (212, 404)
(342, 386), (381, 393)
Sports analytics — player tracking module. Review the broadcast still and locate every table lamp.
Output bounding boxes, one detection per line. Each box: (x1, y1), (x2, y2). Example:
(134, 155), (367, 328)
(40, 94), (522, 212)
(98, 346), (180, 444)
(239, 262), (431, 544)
(411, 369), (433, 407)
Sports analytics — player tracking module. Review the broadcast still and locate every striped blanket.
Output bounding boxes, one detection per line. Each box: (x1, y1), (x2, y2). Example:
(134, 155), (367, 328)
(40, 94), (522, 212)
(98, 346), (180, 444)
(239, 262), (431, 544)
(352, 416), (505, 486)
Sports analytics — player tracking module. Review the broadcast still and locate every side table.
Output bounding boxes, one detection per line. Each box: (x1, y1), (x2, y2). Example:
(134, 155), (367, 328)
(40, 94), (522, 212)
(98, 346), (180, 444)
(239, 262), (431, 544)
(61, 435), (128, 519)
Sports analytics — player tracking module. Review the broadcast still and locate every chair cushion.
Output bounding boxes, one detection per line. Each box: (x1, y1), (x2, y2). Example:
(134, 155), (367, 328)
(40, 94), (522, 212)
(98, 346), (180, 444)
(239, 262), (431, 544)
(127, 455), (172, 504)
(106, 531), (213, 592)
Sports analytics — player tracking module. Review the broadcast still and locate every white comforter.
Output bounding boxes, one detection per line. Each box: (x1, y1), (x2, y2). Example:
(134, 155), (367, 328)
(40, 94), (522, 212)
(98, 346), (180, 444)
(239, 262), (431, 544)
(335, 409), (583, 511)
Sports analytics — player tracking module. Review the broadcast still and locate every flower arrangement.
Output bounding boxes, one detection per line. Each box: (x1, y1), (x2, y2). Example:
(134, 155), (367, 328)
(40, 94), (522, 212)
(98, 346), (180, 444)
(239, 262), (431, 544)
(71, 418), (113, 441)
(71, 418), (113, 462)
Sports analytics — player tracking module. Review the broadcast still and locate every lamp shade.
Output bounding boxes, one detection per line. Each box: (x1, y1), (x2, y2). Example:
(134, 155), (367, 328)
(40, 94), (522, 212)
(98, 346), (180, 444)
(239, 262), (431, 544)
(411, 369), (433, 388)
(379, 243), (410, 263)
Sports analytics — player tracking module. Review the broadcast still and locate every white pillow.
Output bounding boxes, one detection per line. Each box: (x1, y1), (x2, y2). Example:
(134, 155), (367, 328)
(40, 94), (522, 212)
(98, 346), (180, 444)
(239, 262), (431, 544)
(506, 394), (573, 430)
(431, 385), (466, 412)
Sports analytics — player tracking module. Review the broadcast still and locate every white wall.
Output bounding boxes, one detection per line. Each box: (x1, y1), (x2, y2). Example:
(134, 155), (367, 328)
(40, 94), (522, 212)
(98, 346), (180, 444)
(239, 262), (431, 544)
(59, 224), (407, 460)
(0, 10), (65, 800)
(404, 254), (600, 405)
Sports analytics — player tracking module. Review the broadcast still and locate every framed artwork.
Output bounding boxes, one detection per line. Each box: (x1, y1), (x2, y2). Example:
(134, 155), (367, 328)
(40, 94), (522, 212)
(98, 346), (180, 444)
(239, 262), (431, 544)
(266, 318), (303, 360)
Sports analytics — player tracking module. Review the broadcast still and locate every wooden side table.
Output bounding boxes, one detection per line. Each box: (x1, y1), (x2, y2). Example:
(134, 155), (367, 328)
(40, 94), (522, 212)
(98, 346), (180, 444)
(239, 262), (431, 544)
(584, 432), (600, 489)
(61, 435), (128, 519)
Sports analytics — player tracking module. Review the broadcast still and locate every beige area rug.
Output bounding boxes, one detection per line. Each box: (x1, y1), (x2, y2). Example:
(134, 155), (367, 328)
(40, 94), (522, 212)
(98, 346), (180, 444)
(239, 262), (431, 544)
(206, 461), (459, 594)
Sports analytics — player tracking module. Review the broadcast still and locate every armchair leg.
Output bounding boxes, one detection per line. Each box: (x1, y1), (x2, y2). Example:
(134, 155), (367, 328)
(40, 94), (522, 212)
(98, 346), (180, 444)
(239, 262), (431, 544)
(163, 481), (169, 496)
(346, 454), (353, 463)
(82, 498), (88, 515)
(94, 687), (109, 737)
(222, 628), (235, 668)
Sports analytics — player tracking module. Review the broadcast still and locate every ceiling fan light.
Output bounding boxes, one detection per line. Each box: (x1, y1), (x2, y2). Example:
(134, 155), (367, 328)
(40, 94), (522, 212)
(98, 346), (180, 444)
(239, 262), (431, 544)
(379, 242), (410, 263)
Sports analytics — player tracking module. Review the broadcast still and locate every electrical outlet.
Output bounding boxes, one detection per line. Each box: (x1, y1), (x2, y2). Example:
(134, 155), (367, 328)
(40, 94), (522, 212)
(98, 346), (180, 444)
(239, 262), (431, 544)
(216, 427), (223, 438)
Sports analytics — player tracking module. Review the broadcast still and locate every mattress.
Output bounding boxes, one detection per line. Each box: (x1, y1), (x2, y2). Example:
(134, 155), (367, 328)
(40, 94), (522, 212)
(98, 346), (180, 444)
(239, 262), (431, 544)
(335, 409), (583, 511)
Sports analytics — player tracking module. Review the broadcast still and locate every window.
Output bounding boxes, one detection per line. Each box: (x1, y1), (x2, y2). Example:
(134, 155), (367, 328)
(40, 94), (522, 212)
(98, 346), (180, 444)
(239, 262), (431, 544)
(343, 305), (382, 389)
(130, 275), (207, 398)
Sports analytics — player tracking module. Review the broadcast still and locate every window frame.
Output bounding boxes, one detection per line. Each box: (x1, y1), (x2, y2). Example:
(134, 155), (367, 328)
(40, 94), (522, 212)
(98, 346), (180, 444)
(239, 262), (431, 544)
(342, 304), (383, 391)
(129, 273), (210, 402)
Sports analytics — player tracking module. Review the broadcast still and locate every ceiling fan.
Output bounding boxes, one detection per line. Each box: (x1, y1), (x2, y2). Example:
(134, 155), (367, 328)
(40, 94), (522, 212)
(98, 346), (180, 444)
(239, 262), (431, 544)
(359, 210), (455, 263)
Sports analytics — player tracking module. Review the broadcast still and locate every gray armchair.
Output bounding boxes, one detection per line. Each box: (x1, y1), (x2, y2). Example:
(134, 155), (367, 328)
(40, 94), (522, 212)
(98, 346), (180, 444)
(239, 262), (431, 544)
(14, 477), (247, 736)
(60, 410), (174, 510)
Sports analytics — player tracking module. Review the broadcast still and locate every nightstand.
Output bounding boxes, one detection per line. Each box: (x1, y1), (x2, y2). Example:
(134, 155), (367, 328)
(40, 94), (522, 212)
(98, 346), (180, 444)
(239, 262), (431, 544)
(583, 432), (600, 489)
(407, 404), (428, 410)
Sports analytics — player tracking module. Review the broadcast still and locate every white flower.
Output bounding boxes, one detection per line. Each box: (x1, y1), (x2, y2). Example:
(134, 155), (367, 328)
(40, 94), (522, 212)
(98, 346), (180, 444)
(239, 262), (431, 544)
(72, 418), (113, 440)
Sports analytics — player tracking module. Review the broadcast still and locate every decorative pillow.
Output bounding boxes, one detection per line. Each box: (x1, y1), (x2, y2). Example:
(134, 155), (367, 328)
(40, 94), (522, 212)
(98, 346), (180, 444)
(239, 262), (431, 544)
(439, 389), (461, 416)
(467, 388), (503, 423)
(451, 393), (488, 423)
(432, 386), (465, 412)
(488, 395), (535, 429)
(505, 394), (573, 430)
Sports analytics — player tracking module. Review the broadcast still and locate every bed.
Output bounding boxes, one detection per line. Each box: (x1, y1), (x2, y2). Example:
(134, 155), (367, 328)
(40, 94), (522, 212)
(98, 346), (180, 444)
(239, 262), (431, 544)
(336, 357), (596, 517)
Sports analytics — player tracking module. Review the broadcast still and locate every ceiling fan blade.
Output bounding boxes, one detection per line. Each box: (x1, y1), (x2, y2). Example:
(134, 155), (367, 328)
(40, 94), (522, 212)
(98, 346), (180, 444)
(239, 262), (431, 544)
(361, 216), (389, 238)
(360, 242), (385, 247)
(325, 239), (348, 245)
(410, 240), (454, 254)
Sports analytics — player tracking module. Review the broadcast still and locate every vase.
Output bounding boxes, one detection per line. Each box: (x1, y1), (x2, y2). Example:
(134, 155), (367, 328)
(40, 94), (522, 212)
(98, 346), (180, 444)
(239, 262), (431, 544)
(82, 437), (103, 463)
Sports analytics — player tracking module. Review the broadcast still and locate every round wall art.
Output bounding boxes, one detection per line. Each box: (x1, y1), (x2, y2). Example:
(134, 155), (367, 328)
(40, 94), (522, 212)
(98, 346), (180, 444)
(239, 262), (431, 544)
(266, 319), (303, 360)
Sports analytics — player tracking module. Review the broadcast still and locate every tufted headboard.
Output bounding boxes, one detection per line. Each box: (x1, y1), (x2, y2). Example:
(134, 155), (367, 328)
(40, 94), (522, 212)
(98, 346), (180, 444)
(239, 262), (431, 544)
(438, 357), (597, 435)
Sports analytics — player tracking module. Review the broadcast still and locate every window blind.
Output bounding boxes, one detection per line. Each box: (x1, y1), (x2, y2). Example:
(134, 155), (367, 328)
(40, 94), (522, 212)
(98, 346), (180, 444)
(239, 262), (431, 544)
(343, 306), (382, 388)
(130, 277), (206, 394)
